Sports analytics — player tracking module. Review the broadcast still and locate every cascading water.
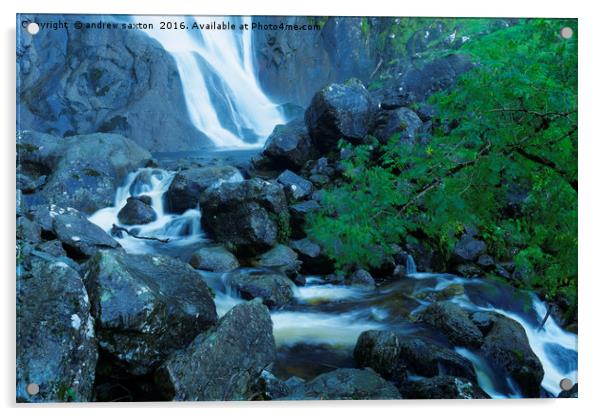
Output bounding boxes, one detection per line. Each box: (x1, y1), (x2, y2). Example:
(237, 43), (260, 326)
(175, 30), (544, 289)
(134, 16), (285, 148)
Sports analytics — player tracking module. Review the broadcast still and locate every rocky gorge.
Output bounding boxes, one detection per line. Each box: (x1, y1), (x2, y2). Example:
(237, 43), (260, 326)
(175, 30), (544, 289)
(16, 15), (577, 402)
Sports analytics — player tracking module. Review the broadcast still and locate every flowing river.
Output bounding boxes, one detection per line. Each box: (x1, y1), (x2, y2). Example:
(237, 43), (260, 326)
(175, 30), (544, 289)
(89, 166), (578, 399)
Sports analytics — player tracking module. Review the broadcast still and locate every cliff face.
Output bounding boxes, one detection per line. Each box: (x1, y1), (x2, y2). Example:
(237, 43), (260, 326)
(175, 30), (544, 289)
(17, 14), (210, 152)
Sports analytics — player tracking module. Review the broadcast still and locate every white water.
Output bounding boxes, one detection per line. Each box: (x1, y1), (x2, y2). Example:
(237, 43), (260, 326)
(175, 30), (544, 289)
(135, 16), (285, 148)
(88, 168), (207, 253)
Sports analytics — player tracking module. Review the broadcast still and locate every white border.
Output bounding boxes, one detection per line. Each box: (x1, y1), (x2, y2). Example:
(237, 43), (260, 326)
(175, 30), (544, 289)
(3, 1), (601, 415)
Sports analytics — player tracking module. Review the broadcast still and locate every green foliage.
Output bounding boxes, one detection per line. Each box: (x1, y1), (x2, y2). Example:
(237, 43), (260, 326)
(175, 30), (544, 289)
(306, 19), (577, 305)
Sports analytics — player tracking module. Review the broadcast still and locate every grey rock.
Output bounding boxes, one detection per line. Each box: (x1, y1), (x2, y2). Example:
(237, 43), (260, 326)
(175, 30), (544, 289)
(354, 330), (401, 377)
(254, 244), (300, 277)
(189, 246), (239, 272)
(401, 376), (490, 399)
(289, 238), (335, 274)
(277, 170), (313, 200)
(373, 107), (423, 145)
(117, 197), (157, 225)
(156, 300), (276, 401)
(453, 234), (487, 263)
(347, 269), (376, 288)
(53, 212), (120, 259)
(224, 269), (295, 309)
(416, 302), (484, 348)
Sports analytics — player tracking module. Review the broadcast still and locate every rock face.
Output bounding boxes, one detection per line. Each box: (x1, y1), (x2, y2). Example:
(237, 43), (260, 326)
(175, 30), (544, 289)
(200, 178), (289, 255)
(479, 313), (544, 397)
(224, 269), (295, 309)
(286, 368), (401, 400)
(17, 258), (97, 402)
(17, 14), (206, 151)
(416, 302), (484, 348)
(18, 131), (151, 214)
(165, 166), (243, 214)
(401, 376), (490, 399)
(354, 330), (401, 377)
(253, 118), (317, 171)
(253, 244), (300, 278)
(84, 251), (217, 375)
(305, 79), (374, 152)
(156, 300), (276, 401)
(189, 246), (239, 272)
(117, 197), (157, 225)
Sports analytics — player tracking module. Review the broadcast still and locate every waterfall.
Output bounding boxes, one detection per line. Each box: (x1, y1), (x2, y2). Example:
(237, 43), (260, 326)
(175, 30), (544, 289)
(135, 16), (285, 148)
(406, 254), (417, 275)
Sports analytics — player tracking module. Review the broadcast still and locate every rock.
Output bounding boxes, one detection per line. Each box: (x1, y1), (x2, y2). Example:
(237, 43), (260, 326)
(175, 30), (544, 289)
(17, 14), (206, 151)
(416, 302), (484, 348)
(156, 300), (276, 401)
(305, 79), (374, 152)
(260, 370), (291, 400)
(372, 107), (423, 145)
(18, 131), (151, 214)
(117, 197), (157, 225)
(480, 313), (544, 397)
(285, 368), (401, 400)
(253, 118), (317, 171)
(277, 170), (313, 200)
(289, 238), (335, 274)
(476, 254), (495, 270)
(165, 166), (243, 214)
(347, 269), (376, 288)
(396, 338), (477, 382)
(414, 283), (465, 302)
(17, 216), (42, 244)
(353, 330), (401, 377)
(289, 200), (321, 239)
(53, 212), (120, 259)
(470, 311), (496, 334)
(453, 234), (487, 263)
(17, 258), (97, 402)
(189, 246), (239, 272)
(401, 376), (490, 399)
(558, 383), (578, 398)
(224, 269), (295, 309)
(36, 239), (67, 258)
(200, 178), (289, 255)
(455, 263), (482, 278)
(254, 244), (300, 277)
(84, 251), (217, 375)
(17, 172), (46, 193)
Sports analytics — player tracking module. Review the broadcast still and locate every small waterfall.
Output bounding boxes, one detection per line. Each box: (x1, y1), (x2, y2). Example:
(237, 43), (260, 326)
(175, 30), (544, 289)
(406, 254), (417, 275)
(135, 16), (285, 148)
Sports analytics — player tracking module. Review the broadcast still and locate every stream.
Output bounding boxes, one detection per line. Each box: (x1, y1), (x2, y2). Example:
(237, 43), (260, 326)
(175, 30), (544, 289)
(89, 165), (578, 399)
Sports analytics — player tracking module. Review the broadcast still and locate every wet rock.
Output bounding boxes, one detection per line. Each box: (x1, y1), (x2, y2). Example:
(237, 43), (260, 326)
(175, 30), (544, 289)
(260, 370), (291, 400)
(277, 170), (313, 200)
(289, 238), (335, 275)
(414, 283), (465, 302)
(347, 269), (376, 288)
(189, 245), (239, 272)
(284, 368), (401, 400)
(373, 107), (423, 145)
(156, 300), (276, 401)
(354, 330), (401, 377)
(117, 197), (157, 225)
(18, 131), (151, 214)
(455, 263), (482, 278)
(416, 302), (484, 348)
(17, 258), (97, 402)
(305, 79), (374, 152)
(480, 313), (544, 397)
(453, 234), (487, 263)
(397, 338), (477, 382)
(400, 376), (490, 399)
(165, 166), (242, 214)
(254, 244), (300, 278)
(17, 216), (42, 244)
(253, 118), (317, 171)
(53, 212), (120, 259)
(224, 269), (295, 309)
(200, 178), (289, 256)
(558, 383), (578, 398)
(470, 311), (496, 335)
(289, 200), (321, 239)
(17, 172), (46, 193)
(84, 251), (217, 375)
(36, 239), (67, 258)
(476, 254), (495, 270)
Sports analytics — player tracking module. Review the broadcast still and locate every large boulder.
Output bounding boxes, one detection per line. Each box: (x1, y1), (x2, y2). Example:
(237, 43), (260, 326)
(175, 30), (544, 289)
(415, 302), (484, 348)
(18, 131), (151, 214)
(117, 196), (157, 225)
(396, 338), (477, 382)
(353, 330), (401, 377)
(400, 376), (490, 399)
(165, 166), (243, 214)
(452, 234), (487, 263)
(285, 368), (401, 400)
(189, 245), (239, 272)
(305, 79), (374, 153)
(346, 269), (376, 288)
(253, 118), (317, 171)
(372, 107), (424, 145)
(83, 251), (217, 375)
(17, 258), (97, 402)
(224, 269), (295, 309)
(17, 14), (206, 151)
(156, 300), (276, 401)
(479, 313), (544, 397)
(253, 244), (301, 278)
(200, 178), (289, 255)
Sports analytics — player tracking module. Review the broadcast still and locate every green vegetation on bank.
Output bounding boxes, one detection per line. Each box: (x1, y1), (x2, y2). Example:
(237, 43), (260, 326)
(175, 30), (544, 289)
(306, 19), (578, 305)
